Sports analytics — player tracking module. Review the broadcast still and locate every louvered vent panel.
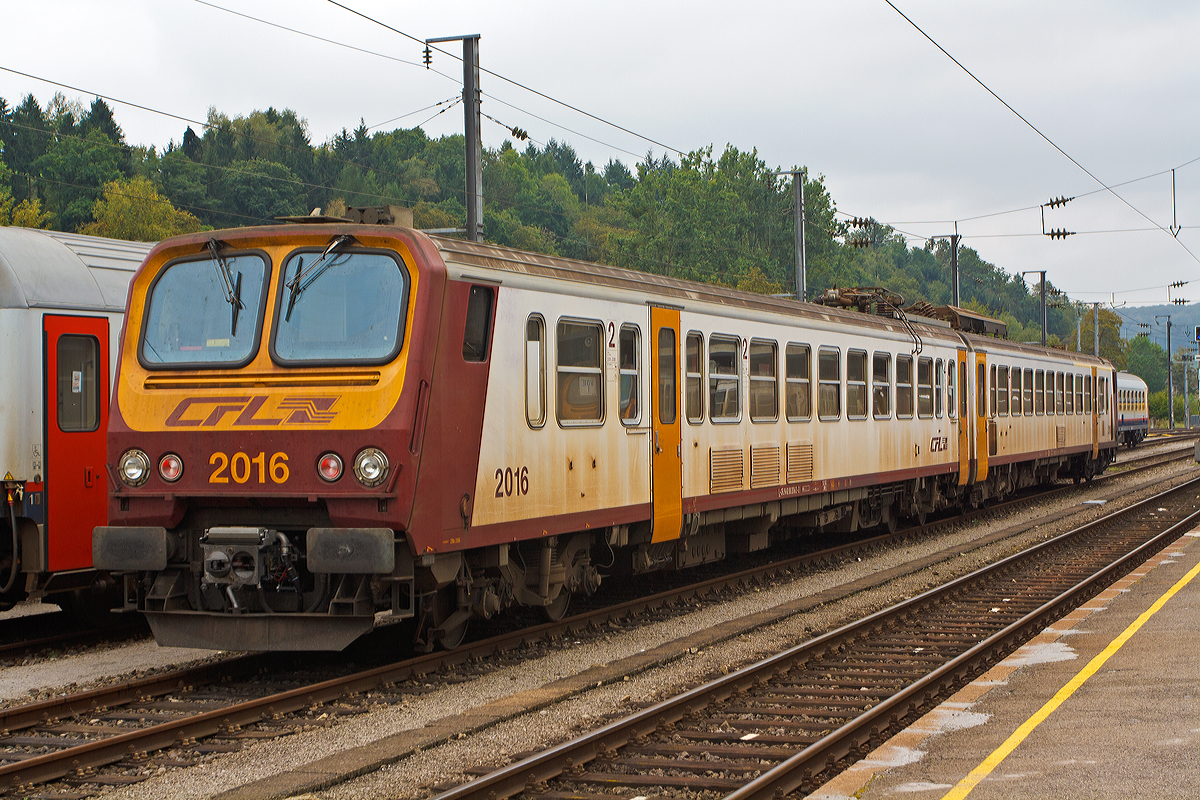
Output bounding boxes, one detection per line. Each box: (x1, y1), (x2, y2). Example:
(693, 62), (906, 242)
(710, 448), (745, 493)
(786, 442), (814, 484)
(750, 444), (781, 489)
(1056, 426), (1067, 448)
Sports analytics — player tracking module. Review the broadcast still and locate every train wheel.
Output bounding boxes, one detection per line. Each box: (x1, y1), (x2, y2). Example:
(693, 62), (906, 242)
(418, 587), (469, 651)
(544, 590), (571, 622)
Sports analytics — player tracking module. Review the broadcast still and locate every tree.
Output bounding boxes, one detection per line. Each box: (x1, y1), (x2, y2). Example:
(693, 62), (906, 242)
(79, 175), (204, 241)
(33, 127), (125, 230)
(1125, 335), (1167, 393)
(0, 159), (51, 228)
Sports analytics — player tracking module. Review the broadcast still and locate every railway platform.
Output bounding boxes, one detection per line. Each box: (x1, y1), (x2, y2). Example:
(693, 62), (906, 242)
(811, 525), (1200, 800)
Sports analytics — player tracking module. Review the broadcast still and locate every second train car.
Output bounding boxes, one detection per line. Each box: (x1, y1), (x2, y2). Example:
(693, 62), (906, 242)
(94, 214), (1119, 650)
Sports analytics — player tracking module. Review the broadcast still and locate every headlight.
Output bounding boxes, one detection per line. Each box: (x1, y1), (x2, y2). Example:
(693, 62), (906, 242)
(158, 453), (183, 482)
(353, 448), (389, 487)
(119, 449), (151, 487)
(318, 452), (343, 482)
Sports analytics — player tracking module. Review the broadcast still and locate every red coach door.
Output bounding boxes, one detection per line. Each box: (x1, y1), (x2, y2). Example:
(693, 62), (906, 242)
(44, 315), (109, 572)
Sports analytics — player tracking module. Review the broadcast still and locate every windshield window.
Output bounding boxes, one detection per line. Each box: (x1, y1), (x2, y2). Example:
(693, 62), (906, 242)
(273, 250), (408, 363)
(141, 253), (268, 367)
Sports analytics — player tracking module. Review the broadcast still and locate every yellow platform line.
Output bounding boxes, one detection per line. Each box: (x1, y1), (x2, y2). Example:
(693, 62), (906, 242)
(941, 552), (1200, 800)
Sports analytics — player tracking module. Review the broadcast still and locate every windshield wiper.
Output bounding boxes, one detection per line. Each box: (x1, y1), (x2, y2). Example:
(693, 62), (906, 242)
(285, 235), (353, 321)
(207, 239), (244, 336)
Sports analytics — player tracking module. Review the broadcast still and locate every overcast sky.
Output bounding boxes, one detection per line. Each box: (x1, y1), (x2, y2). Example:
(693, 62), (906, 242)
(3, 1), (1198, 307)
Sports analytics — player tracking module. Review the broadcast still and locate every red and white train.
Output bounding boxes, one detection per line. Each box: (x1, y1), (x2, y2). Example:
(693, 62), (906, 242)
(0, 228), (152, 614)
(1115, 371), (1149, 446)
(93, 214), (1119, 650)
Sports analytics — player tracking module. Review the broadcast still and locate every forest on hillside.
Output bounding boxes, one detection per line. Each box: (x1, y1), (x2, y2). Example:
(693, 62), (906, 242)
(0, 91), (1181, 396)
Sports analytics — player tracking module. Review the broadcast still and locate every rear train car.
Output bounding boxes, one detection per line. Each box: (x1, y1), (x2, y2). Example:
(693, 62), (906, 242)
(94, 218), (1118, 650)
(1116, 371), (1149, 446)
(0, 228), (152, 612)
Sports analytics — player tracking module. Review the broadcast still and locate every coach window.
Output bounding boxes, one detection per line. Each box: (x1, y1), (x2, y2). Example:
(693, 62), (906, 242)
(1056, 372), (1065, 414)
(525, 316), (546, 428)
(989, 364), (997, 417)
(948, 359), (957, 420)
(1064, 374), (1074, 414)
(1034, 370), (1045, 415)
(962, 361), (970, 419)
(557, 319), (603, 425)
(917, 357), (934, 417)
(619, 325), (641, 425)
(785, 343), (811, 422)
(818, 348), (841, 420)
(935, 358), (945, 418)
(57, 335), (100, 432)
(658, 328), (677, 425)
(686, 333), (704, 423)
(1011, 368), (1023, 416)
(1085, 375), (1093, 413)
(897, 355), (914, 419)
(997, 366), (1009, 416)
(750, 340), (778, 422)
(847, 350), (867, 420)
(709, 335), (741, 422)
(873, 352), (891, 418)
(1076, 374), (1084, 414)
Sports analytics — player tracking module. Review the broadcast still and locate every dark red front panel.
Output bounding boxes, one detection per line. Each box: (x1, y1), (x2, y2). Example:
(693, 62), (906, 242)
(44, 314), (109, 571)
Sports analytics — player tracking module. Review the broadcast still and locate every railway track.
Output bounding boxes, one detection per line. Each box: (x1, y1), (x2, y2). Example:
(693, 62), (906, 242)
(428, 475), (1200, 800)
(0, 450), (1194, 795)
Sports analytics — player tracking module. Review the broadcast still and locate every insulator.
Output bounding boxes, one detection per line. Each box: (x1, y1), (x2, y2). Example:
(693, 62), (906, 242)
(423, 45), (432, 68)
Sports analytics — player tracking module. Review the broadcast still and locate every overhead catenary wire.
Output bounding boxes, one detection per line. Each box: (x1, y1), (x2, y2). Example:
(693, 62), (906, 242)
(884, 0), (1200, 266)
(323, 0), (686, 157)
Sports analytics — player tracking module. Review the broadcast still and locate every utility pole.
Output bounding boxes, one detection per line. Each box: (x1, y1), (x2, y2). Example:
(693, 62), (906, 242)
(1093, 302), (1100, 356)
(1158, 315), (1173, 428)
(427, 34), (482, 241)
(950, 233), (960, 307)
(774, 169), (807, 301)
(1020, 271), (1047, 346)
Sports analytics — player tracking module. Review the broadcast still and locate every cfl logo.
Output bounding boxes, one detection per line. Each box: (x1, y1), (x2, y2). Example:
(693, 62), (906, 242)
(930, 436), (949, 452)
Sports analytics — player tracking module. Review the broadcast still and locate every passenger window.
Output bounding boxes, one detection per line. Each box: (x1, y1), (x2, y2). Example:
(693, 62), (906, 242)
(556, 320), (603, 424)
(749, 340), (778, 422)
(989, 364), (997, 417)
(818, 348), (841, 420)
(917, 357), (933, 417)
(462, 286), (494, 362)
(897, 355), (914, 419)
(686, 333), (704, 424)
(935, 358), (945, 418)
(525, 316), (545, 428)
(997, 366), (1009, 416)
(1065, 374), (1074, 414)
(1035, 370), (1044, 415)
(1056, 372), (1065, 414)
(709, 336), (740, 422)
(947, 358), (956, 420)
(619, 325), (640, 425)
(841, 350), (865, 420)
(1085, 375), (1093, 413)
(1024, 368), (1033, 415)
(873, 352), (891, 418)
(785, 343), (811, 422)
(1076, 374), (1084, 413)
(1011, 368), (1022, 415)
(658, 327), (676, 425)
(57, 335), (100, 432)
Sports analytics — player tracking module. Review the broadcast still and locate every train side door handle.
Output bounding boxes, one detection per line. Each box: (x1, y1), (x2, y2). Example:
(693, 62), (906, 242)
(654, 430), (661, 453)
(84, 467), (95, 487)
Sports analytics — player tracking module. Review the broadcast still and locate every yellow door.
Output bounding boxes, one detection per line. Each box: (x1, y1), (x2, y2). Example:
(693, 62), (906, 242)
(650, 306), (683, 543)
(975, 353), (988, 482)
(957, 350), (970, 486)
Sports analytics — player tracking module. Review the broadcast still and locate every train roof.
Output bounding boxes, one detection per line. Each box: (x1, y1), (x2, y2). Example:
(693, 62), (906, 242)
(1117, 371), (1149, 388)
(0, 227), (155, 312)
(427, 234), (968, 343)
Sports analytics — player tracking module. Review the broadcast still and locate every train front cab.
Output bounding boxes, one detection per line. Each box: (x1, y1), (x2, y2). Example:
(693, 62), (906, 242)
(93, 224), (445, 650)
